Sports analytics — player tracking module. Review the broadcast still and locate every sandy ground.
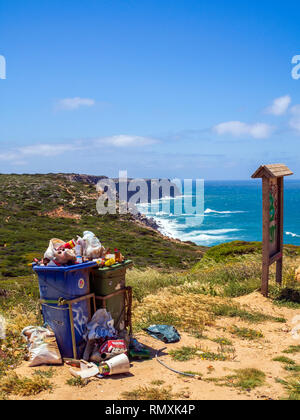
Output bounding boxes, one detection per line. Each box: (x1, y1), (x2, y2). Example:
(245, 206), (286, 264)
(12, 292), (300, 400)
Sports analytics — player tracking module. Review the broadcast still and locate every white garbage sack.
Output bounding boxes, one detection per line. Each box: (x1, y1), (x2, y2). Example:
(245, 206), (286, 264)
(21, 326), (62, 367)
(81, 231), (105, 259)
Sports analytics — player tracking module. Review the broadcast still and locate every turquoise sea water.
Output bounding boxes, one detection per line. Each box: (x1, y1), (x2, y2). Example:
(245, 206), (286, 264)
(137, 180), (300, 247)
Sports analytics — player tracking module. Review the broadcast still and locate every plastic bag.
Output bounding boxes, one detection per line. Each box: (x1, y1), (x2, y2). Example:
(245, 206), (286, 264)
(81, 231), (105, 260)
(21, 326), (62, 367)
(44, 238), (64, 260)
(84, 309), (116, 341)
(44, 238), (76, 265)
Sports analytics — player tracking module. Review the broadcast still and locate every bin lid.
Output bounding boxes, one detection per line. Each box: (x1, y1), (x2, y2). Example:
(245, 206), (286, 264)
(92, 259), (133, 272)
(32, 261), (98, 273)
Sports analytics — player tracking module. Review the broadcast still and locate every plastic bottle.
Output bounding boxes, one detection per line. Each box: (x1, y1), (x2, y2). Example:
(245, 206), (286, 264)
(75, 243), (83, 264)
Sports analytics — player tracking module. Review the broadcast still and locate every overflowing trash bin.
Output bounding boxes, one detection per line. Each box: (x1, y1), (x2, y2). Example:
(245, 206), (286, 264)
(26, 230), (151, 380)
(33, 261), (97, 359)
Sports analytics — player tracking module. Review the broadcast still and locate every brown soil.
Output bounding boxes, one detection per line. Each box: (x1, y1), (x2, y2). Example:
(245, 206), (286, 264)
(10, 292), (300, 400)
(41, 206), (81, 220)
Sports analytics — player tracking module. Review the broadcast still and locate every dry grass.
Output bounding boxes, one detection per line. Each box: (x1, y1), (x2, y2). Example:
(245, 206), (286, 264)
(133, 290), (220, 332)
(207, 368), (266, 390)
(276, 377), (300, 400)
(230, 325), (264, 340)
(0, 373), (52, 397)
(169, 346), (229, 362)
(132, 285), (281, 333)
(6, 304), (40, 333)
(66, 377), (89, 387)
(127, 268), (189, 302)
(122, 385), (177, 400)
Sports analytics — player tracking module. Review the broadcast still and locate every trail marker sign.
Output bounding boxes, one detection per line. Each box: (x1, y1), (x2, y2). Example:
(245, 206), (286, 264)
(252, 164), (293, 297)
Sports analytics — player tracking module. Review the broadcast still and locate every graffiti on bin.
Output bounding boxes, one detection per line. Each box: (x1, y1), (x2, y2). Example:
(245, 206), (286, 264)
(73, 305), (88, 337)
(40, 285), (47, 295)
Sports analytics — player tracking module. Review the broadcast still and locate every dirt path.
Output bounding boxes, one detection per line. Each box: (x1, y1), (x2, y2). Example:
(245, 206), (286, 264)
(11, 293), (300, 400)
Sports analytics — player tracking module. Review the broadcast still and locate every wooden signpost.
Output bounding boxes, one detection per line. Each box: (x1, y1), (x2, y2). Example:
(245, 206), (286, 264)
(251, 164), (293, 297)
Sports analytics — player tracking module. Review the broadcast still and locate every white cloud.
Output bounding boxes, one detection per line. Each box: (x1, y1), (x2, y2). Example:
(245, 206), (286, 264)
(213, 121), (274, 139)
(0, 143), (83, 163)
(289, 105), (300, 132)
(0, 135), (157, 165)
(0, 152), (20, 161)
(17, 143), (77, 157)
(57, 97), (95, 110)
(94, 135), (158, 147)
(265, 95), (291, 116)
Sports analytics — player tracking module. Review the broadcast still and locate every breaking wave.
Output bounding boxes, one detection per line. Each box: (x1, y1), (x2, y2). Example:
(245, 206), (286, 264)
(286, 231), (300, 238)
(204, 208), (246, 214)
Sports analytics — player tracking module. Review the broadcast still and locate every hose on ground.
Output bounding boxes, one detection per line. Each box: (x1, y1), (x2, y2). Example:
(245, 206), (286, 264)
(155, 347), (198, 378)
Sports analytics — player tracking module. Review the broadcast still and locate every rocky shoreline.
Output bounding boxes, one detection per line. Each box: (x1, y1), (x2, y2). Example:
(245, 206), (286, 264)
(58, 173), (198, 246)
(59, 173), (162, 232)
(132, 212), (160, 230)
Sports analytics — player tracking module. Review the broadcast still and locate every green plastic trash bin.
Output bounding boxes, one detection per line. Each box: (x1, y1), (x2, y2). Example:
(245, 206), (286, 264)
(90, 260), (133, 332)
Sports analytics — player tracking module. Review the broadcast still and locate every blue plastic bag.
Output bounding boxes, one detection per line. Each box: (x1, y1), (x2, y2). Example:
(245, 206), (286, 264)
(144, 324), (181, 343)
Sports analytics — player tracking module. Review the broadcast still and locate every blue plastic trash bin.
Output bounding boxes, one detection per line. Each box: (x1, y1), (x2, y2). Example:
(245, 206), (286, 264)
(33, 262), (97, 359)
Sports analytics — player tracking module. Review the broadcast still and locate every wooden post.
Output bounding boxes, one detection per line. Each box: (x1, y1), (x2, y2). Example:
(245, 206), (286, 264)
(276, 176), (284, 285)
(261, 176), (270, 297)
(251, 164), (293, 297)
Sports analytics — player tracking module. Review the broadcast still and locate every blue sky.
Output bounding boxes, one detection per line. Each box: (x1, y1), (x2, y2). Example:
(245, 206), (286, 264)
(1, 0), (300, 179)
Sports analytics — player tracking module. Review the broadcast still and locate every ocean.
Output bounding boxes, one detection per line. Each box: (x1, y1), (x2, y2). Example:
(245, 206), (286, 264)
(137, 180), (300, 247)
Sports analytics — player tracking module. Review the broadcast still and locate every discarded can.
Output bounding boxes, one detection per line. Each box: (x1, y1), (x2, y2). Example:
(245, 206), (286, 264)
(100, 353), (130, 376)
(99, 364), (110, 375)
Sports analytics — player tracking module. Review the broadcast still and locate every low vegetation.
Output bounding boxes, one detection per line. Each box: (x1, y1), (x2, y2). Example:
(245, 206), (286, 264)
(66, 377), (88, 387)
(150, 380), (165, 386)
(0, 373), (52, 397)
(273, 356), (296, 365)
(283, 345), (300, 354)
(122, 385), (177, 400)
(276, 377), (300, 400)
(273, 356), (300, 373)
(211, 337), (233, 346)
(169, 346), (229, 362)
(33, 368), (55, 379)
(207, 368), (266, 391)
(230, 325), (264, 340)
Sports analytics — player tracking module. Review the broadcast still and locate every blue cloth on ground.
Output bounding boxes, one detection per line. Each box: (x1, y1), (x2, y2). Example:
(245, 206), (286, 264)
(144, 324), (181, 343)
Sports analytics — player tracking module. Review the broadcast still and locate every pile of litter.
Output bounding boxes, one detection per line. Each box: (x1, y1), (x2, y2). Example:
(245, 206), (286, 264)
(33, 230), (125, 268)
(20, 229), (188, 384)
